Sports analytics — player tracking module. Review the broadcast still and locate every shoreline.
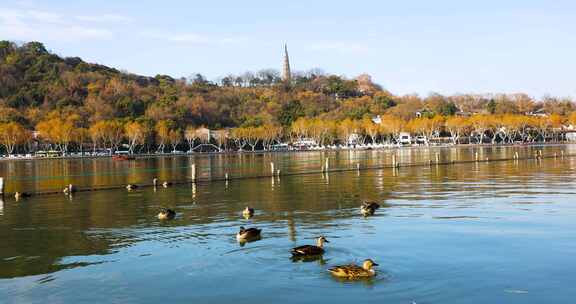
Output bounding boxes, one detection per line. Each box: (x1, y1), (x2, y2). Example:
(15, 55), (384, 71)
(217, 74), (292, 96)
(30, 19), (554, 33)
(0, 141), (572, 163)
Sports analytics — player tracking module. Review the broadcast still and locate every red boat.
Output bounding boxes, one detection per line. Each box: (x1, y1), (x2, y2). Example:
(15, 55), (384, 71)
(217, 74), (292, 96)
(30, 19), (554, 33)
(112, 155), (135, 161)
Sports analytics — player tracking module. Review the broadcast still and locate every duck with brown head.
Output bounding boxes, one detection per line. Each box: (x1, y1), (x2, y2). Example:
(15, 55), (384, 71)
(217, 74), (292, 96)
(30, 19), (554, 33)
(236, 226), (261, 242)
(242, 206), (255, 219)
(329, 259), (379, 279)
(291, 236), (329, 257)
(360, 201), (380, 216)
(157, 208), (176, 220)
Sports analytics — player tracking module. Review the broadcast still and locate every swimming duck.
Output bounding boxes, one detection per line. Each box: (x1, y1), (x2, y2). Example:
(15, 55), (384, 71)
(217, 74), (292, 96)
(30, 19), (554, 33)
(291, 236), (329, 257)
(14, 192), (31, 200)
(236, 226), (261, 241)
(162, 181), (172, 188)
(126, 184), (139, 191)
(360, 201), (380, 216)
(242, 206), (255, 218)
(329, 259), (379, 279)
(63, 185), (76, 195)
(158, 208), (176, 220)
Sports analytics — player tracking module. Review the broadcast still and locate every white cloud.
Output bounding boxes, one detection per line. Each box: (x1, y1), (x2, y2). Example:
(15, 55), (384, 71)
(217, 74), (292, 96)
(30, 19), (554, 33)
(27, 10), (63, 23)
(0, 8), (114, 41)
(309, 42), (372, 54)
(75, 14), (133, 24)
(141, 30), (242, 45)
(13, 0), (36, 8)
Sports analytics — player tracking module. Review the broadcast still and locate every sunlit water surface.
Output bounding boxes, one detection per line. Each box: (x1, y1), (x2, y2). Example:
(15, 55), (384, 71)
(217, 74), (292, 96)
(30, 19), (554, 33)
(1, 146), (576, 303)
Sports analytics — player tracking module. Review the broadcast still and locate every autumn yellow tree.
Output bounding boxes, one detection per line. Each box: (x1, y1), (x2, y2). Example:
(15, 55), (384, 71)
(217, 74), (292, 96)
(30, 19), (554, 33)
(290, 117), (310, 142)
(361, 117), (380, 144)
(89, 121), (107, 152)
(213, 129), (229, 151)
(125, 121), (148, 154)
(0, 122), (29, 155)
(337, 118), (359, 145)
(568, 112), (576, 128)
(88, 120), (124, 154)
(184, 126), (198, 152)
(379, 115), (405, 143)
(73, 127), (90, 154)
(167, 129), (182, 152)
(260, 124), (283, 150)
(36, 112), (80, 153)
(104, 120), (125, 153)
(468, 114), (494, 144)
(308, 118), (336, 146)
(445, 116), (471, 144)
(155, 120), (172, 152)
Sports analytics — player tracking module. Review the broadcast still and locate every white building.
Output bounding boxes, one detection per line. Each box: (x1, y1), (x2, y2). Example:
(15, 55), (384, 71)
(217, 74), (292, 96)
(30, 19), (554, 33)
(399, 132), (412, 145)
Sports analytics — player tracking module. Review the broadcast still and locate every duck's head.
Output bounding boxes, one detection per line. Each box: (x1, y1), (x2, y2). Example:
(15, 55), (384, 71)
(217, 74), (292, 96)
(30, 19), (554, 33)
(362, 259), (379, 270)
(239, 226), (246, 233)
(317, 236), (329, 246)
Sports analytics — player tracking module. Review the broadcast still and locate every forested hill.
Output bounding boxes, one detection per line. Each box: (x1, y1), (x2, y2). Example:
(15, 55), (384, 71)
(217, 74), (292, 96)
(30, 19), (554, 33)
(0, 40), (574, 132)
(0, 40), (385, 130)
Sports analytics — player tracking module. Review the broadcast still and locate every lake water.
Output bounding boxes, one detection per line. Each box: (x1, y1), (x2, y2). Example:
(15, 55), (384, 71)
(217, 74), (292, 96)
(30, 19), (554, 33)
(1, 145), (576, 303)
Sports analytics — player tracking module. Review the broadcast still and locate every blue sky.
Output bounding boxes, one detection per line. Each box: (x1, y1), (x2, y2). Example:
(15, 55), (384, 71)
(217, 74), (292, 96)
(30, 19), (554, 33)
(1, 0), (575, 97)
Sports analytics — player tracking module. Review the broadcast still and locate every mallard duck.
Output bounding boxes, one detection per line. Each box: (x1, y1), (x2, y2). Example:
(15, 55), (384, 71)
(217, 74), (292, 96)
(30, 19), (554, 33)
(329, 259), (379, 279)
(291, 236), (329, 256)
(126, 184), (139, 191)
(360, 201), (380, 216)
(162, 181), (172, 188)
(242, 206), (255, 218)
(14, 192), (31, 200)
(158, 208), (176, 220)
(236, 226), (261, 241)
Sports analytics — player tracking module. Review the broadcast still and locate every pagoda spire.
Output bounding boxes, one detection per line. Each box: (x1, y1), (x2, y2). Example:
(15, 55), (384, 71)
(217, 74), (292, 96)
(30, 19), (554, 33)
(282, 44), (291, 83)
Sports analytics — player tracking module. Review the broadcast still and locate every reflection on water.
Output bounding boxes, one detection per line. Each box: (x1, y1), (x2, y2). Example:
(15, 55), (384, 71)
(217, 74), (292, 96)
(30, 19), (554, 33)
(1, 145), (576, 303)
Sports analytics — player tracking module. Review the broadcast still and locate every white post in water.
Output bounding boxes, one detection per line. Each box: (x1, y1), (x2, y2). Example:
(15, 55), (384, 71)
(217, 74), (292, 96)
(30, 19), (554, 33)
(0, 177), (4, 196)
(270, 162), (275, 176)
(356, 163), (360, 171)
(191, 163), (196, 183)
(561, 150), (565, 158)
(225, 172), (229, 181)
(392, 154), (397, 168)
(276, 169), (281, 176)
(515, 152), (519, 160)
(475, 152), (479, 162)
(436, 153), (440, 164)
(325, 158), (329, 172)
